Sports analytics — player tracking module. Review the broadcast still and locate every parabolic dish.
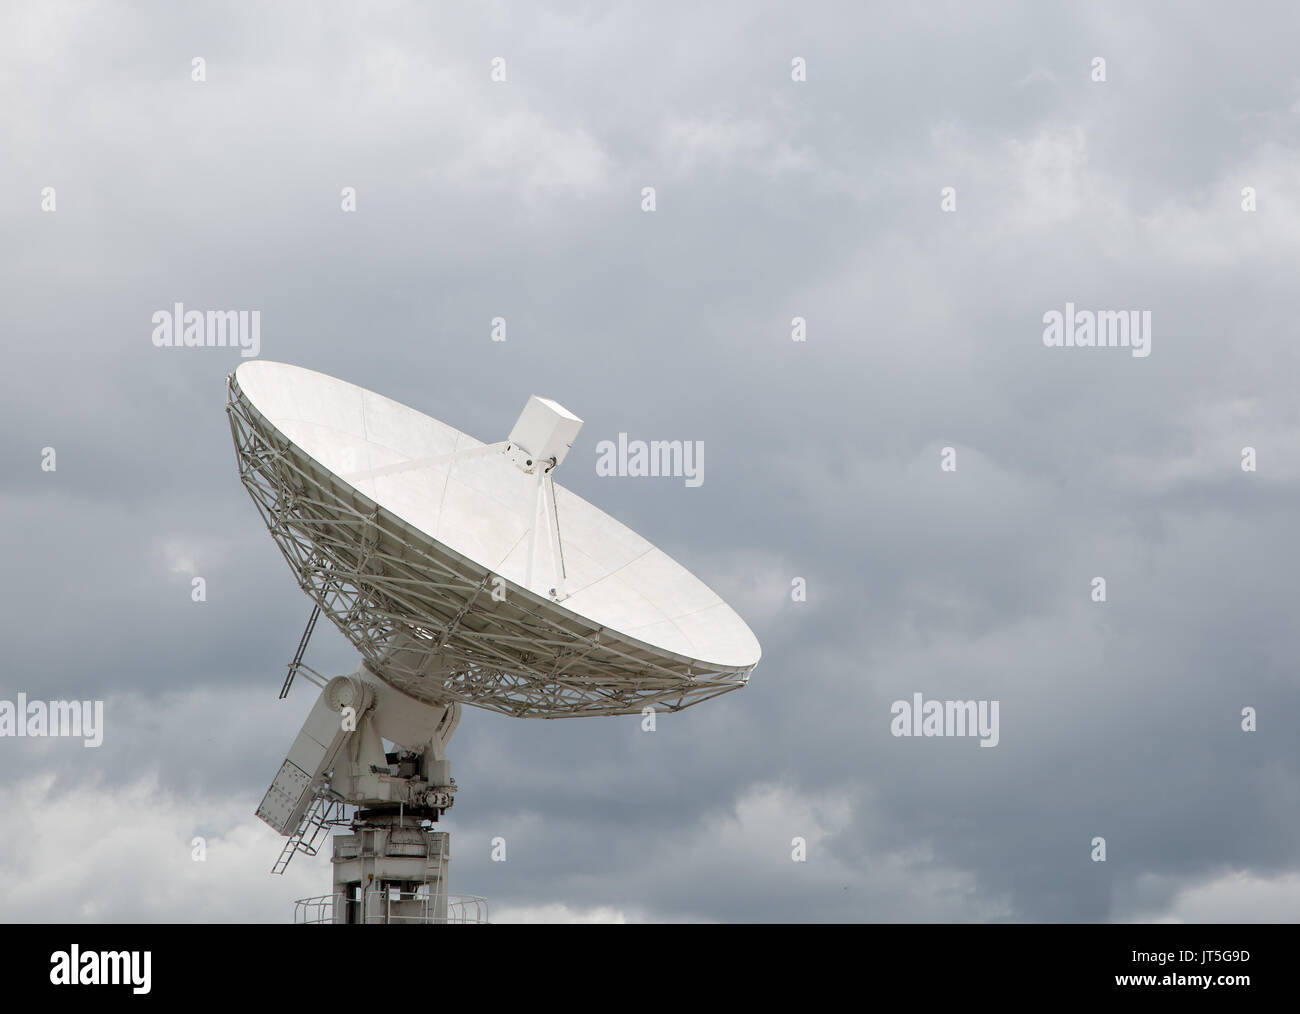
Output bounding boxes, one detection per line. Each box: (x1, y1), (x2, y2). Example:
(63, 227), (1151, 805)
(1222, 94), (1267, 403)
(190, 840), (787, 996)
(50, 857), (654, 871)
(227, 361), (760, 718)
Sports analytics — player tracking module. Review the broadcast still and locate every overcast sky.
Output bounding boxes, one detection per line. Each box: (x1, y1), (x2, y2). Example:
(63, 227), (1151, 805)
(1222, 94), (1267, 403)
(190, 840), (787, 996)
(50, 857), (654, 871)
(3, 0), (1299, 923)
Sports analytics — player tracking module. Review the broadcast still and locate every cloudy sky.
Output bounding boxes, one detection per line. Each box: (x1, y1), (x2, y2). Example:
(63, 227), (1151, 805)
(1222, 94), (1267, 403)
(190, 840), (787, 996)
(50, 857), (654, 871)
(3, 0), (1299, 923)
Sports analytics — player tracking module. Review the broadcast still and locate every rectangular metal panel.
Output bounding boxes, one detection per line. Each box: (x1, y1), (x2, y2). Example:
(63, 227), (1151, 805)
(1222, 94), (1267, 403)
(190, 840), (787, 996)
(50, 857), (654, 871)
(256, 759), (312, 833)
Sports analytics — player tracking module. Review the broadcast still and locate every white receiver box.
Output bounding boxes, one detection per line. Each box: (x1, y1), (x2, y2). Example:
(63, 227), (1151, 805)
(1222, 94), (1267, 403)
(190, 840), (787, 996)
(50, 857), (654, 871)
(507, 396), (583, 469)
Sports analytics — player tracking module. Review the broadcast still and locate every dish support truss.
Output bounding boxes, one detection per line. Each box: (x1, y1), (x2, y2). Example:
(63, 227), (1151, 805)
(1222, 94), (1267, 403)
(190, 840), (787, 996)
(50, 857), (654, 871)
(227, 375), (753, 719)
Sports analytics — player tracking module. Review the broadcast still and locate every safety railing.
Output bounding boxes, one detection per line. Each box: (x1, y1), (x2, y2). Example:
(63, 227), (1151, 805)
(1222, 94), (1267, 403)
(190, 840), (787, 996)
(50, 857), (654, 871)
(294, 892), (489, 924)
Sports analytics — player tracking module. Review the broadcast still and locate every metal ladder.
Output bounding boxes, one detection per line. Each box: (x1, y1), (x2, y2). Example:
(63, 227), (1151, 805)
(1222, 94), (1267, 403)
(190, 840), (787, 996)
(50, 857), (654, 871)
(280, 603), (322, 699)
(422, 834), (449, 922)
(272, 791), (343, 875)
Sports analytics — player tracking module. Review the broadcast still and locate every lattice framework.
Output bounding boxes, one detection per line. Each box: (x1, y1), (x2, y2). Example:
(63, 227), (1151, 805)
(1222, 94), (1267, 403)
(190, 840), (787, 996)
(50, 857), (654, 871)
(227, 376), (752, 719)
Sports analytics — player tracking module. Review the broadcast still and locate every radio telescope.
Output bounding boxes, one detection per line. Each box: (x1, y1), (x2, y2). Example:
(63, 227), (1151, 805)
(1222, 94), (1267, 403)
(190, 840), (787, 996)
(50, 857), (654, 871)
(227, 361), (760, 923)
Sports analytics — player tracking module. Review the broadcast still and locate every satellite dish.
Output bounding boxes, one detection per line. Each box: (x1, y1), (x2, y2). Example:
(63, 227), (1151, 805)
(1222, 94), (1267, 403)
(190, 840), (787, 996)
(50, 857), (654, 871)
(227, 361), (761, 923)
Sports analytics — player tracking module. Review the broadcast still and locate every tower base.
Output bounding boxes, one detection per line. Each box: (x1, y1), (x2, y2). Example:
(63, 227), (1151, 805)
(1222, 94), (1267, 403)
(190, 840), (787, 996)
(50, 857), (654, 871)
(327, 816), (450, 924)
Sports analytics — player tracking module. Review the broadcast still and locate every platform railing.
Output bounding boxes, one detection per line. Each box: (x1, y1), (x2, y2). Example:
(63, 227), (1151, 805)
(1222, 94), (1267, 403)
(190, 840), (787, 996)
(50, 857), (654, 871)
(294, 892), (489, 924)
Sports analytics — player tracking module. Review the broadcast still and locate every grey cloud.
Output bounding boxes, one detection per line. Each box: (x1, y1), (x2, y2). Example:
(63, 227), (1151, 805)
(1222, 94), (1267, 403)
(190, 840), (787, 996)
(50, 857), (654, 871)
(2, 0), (1297, 923)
